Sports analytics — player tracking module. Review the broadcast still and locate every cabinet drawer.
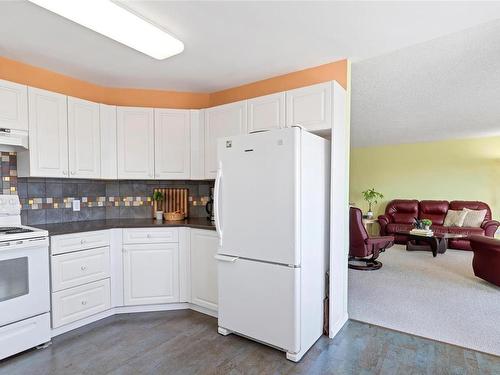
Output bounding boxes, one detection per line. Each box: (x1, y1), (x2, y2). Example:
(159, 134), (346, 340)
(51, 230), (110, 255)
(123, 228), (179, 244)
(51, 247), (110, 292)
(52, 279), (111, 328)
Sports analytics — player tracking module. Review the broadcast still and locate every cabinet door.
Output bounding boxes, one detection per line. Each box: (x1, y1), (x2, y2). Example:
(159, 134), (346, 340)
(189, 110), (205, 180)
(204, 101), (247, 179)
(0, 79), (28, 131)
(68, 97), (101, 178)
(154, 109), (190, 179)
(100, 104), (117, 179)
(28, 87), (69, 177)
(123, 243), (179, 305)
(190, 229), (218, 311)
(117, 107), (154, 179)
(286, 82), (332, 132)
(247, 92), (285, 133)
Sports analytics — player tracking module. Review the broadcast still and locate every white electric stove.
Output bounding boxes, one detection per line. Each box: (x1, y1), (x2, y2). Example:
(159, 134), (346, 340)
(0, 195), (51, 360)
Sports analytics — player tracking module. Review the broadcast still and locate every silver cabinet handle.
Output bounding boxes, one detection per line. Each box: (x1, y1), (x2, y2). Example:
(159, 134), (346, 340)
(81, 265), (87, 271)
(81, 300), (87, 305)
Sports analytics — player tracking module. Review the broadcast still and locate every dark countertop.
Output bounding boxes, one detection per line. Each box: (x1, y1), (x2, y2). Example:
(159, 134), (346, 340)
(37, 218), (216, 236)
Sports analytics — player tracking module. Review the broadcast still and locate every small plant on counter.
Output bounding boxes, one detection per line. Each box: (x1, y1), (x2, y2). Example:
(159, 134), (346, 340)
(153, 191), (164, 221)
(361, 188), (384, 218)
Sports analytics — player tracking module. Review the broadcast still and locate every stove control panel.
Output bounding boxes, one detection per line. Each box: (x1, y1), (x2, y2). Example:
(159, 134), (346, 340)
(0, 194), (21, 216)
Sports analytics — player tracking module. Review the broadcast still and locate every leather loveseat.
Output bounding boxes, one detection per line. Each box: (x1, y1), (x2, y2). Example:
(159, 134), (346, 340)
(378, 200), (500, 250)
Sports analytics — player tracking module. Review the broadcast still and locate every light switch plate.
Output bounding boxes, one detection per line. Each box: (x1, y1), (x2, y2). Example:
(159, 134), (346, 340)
(72, 199), (80, 212)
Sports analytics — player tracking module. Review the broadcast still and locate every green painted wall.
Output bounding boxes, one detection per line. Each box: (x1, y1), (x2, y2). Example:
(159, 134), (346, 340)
(350, 136), (500, 221)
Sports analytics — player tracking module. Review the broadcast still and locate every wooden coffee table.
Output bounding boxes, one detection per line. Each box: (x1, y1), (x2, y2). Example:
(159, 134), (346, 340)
(396, 231), (467, 257)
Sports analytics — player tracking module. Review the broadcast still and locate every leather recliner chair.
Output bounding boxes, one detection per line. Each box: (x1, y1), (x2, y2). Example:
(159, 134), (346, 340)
(349, 207), (394, 270)
(469, 235), (500, 287)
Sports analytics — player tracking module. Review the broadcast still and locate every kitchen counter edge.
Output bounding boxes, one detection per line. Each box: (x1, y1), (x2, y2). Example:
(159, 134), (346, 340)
(36, 218), (216, 236)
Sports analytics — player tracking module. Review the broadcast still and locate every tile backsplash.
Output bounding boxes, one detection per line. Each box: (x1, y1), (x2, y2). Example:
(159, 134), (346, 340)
(1, 152), (214, 225)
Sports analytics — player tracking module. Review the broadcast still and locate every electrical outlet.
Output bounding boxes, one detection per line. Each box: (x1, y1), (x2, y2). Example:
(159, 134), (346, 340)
(72, 199), (80, 212)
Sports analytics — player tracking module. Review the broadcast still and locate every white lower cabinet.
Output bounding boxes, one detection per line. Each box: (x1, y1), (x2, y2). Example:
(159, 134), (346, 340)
(190, 229), (218, 311)
(51, 246), (110, 292)
(52, 279), (111, 328)
(123, 243), (180, 305)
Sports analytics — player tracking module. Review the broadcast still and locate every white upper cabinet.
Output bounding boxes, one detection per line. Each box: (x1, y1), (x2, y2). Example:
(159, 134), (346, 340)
(117, 106), (154, 179)
(68, 97), (101, 178)
(21, 87), (68, 178)
(154, 109), (190, 179)
(0, 79), (28, 131)
(286, 82), (332, 132)
(204, 101), (247, 179)
(189, 110), (205, 180)
(100, 104), (117, 179)
(247, 92), (285, 133)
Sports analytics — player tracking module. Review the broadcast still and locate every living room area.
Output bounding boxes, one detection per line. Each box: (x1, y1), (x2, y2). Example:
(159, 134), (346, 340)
(348, 18), (500, 358)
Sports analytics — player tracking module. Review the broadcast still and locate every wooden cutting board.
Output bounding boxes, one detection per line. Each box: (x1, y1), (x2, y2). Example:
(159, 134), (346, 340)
(153, 188), (189, 218)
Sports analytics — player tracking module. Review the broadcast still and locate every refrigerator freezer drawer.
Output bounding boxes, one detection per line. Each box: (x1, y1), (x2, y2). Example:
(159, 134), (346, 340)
(217, 257), (300, 353)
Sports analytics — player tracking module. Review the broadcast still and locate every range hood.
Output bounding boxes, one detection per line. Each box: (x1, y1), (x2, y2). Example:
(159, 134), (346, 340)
(0, 128), (28, 152)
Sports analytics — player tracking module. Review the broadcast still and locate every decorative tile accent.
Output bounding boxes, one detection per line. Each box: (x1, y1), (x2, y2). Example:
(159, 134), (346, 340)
(0, 152), (214, 225)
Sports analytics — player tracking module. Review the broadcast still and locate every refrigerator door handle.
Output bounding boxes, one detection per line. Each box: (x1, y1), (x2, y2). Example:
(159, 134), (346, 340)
(214, 162), (223, 239)
(214, 254), (239, 263)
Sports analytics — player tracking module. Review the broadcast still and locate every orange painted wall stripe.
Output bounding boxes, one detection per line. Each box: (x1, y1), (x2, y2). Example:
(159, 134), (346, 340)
(0, 56), (347, 109)
(209, 60), (348, 107)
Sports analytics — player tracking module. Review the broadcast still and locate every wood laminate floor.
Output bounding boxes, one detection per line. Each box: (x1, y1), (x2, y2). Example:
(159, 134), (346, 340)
(0, 310), (499, 375)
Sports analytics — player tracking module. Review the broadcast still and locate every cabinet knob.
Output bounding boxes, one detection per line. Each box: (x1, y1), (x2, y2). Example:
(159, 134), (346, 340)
(147, 234), (151, 238)
(71, 171), (75, 175)
(81, 239), (86, 244)
(81, 300), (87, 305)
(81, 265), (87, 271)
(63, 170), (68, 175)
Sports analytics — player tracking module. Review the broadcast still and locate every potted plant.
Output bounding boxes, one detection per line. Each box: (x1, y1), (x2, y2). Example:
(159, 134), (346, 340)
(152, 190), (164, 221)
(421, 219), (432, 231)
(361, 188), (384, 219)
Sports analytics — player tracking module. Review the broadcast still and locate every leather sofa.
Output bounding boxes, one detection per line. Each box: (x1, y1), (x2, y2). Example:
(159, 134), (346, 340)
(469, 235), (500, 287)
(378, 200), (500, 250)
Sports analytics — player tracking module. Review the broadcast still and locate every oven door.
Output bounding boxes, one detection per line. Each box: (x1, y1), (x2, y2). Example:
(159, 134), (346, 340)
(0, 237), (50, 327)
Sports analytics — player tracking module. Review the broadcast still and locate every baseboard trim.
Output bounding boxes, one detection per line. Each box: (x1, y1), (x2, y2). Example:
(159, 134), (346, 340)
(51, 303), (218, 338)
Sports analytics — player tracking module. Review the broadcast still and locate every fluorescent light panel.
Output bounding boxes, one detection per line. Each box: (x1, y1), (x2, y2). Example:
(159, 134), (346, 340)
(28, 0), (184, 60)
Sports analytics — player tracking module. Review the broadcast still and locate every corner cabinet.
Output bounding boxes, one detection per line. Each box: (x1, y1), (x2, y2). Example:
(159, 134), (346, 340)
(154, 109), (190, 179)
(123, 243), (180, 305)
(0, 79), (28, 131)
(204, 101), (247, 179)
(99, 104), (117, 179)
(190, 229), (218, 311)
(286, 81), (332, 132)
(68, 97), (101, 178)
(18, 87), (69, 178)
(117, 107), (154, 179)
(247, 92), (285, 133)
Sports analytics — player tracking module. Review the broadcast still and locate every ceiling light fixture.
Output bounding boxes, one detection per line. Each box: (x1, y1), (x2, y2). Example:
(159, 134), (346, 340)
(28, 0), (184, 60)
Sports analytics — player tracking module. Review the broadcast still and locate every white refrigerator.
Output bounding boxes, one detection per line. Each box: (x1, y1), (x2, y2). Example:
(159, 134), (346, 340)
(214, 127), (330, 362)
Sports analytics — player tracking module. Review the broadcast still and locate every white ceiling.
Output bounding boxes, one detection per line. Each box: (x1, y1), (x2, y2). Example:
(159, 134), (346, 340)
(1, 1), (500, 92)
(351, 19), (500, 148)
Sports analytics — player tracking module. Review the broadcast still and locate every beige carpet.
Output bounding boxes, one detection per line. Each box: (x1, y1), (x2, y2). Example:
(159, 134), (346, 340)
(348, 245), (500, 356)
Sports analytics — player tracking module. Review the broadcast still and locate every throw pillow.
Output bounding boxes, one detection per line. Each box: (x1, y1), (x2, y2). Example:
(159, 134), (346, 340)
(443, 210), (468, 227)
(462, 208), (487, 227)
